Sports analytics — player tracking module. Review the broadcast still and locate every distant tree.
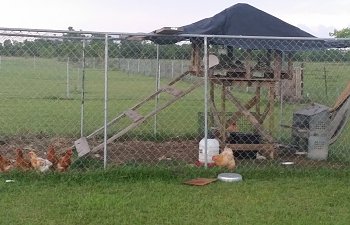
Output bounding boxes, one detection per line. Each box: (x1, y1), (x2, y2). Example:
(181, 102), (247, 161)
(329, 27), (350, 38)
(2, 39), (14, 56)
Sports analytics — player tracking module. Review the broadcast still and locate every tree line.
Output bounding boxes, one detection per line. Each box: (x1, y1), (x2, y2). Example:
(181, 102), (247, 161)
(0, 28), (193, 62)
(0, 27), (349, 62)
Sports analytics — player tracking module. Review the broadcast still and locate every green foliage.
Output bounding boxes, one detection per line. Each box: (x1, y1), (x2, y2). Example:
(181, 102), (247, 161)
(0, 27), (192, 60)
(330, 27), (350, 38)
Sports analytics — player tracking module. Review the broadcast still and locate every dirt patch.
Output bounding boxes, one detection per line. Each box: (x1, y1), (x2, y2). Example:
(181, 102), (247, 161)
(0, 135), (199, 165)
(0, 135), (347, 169)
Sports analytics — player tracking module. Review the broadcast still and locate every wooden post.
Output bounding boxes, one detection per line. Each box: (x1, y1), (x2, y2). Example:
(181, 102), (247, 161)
(273, 50), (282, 80)
(190, 42), (203, 74)
(245, 50), (252, 79)
(209, 81), (216, 131)
(287, 53), (293, 80)
(255, 83), (261, 118)
(268, 83), (275, 136)
(221, 84), (226, 142)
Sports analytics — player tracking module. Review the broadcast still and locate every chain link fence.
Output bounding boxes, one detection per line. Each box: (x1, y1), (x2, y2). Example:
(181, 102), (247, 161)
(0, 28), (350, 175)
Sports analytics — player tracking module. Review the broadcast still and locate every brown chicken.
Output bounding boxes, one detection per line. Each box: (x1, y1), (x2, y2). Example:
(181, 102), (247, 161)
(28, 151), (53, 172)
(57, 148), (73, 172)
(0, 154), (13, 172)
(47, 145), (58, 169)
(212, 147), (236, 170)
(15, 148), (32, 171)
(226, 121), (239, 133)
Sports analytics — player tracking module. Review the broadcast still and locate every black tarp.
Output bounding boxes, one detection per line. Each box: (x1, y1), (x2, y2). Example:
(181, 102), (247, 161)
(181, 3), (313, 37)
(148, 3), (350, 50)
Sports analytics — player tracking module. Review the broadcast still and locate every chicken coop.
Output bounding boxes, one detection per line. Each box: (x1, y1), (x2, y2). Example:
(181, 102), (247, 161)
(1, 3), (350, 171)
(74, 3), (350, 165)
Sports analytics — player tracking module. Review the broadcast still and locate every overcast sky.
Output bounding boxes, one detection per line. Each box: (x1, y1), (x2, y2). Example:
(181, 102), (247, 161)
(1, 0), (349, 37)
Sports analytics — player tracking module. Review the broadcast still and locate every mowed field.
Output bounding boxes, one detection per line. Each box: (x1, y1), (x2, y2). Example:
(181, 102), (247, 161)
(1, 167), (350, 225)
(0, 57), (349, 161)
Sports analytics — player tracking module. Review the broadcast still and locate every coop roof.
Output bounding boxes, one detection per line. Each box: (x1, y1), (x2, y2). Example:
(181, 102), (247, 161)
(180, 3), (313, 37)
(147, 3), (350, 50)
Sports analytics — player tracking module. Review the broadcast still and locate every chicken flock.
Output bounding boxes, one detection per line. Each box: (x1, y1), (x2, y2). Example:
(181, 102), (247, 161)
(0, 145), (74, 173)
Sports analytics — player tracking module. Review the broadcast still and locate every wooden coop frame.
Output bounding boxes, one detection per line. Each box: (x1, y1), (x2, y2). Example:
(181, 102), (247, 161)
(189, 42), (298, 159)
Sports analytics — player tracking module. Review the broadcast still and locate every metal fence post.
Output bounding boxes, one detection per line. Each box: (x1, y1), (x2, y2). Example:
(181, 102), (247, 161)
(203, 37), (209, 168)
(66, 57), (70, 98)
(80, 40), (86, 137)
(154, 44), (161, 136)
(103, 34), (109, 169)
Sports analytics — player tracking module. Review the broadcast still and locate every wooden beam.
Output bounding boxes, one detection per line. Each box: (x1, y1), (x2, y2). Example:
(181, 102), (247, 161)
(221, 84), (227, 142)
(225, 90), (275, 143)
(226, 95), (258, 127)
(190, 42), (202, 74)
(268, 83), (276, 135)
(245, 50), (252, 79)
(273, 50), (282, 80)
(255, 84), (261, 117)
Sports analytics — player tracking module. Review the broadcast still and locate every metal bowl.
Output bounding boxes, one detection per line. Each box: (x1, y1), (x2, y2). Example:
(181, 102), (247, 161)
(281, 161), (295, 165)
(217, 173), (243, 182)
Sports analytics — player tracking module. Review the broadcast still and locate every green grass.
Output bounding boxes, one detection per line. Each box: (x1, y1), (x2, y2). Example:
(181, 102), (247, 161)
(1, 167), (350, 225)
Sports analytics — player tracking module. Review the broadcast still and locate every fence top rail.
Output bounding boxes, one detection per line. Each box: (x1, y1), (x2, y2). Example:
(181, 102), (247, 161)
(0, 27), (350, 43)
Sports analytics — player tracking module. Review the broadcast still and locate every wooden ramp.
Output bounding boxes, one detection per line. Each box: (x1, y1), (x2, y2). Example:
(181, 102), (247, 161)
(78, 71), (203, 154)
(330, 80), (350, 113)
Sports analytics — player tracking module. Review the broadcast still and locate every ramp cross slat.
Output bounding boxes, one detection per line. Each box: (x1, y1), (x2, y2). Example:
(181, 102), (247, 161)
(162, 86), (183, 96)
(124, 109), (143, 122)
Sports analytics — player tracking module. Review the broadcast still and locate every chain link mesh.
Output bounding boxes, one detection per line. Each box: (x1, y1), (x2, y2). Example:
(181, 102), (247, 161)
(0, 28), (349, 174)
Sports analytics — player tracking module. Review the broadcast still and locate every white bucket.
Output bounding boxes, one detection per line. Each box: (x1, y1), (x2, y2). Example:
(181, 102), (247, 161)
(199, 138), (220, 163)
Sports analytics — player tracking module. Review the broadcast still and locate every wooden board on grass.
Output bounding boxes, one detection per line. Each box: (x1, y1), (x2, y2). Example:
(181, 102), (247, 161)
(183, 178), (217, 186)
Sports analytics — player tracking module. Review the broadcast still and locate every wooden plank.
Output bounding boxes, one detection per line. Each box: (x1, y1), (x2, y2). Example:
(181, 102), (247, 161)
(221, 84), (227, 142)
(259, 101), (271, 123)
(329, 97), (350, 144)
(273, 50), (282, 80)
(209, 78), (277, 87)
(162, 86), (183, 96)
(295, 67), (302, 100)
(245, 50), (252, 79)
(268, 84), (275, 135)
(227, 143), (275, 151)
(190, 42), (202, 74)
(286, 53), (293, 80)
(331, 80), (350, 112)
(225, 90), (274, 143)
(255, 84), (261, 116)
(183, 178), (217, 186)
(124, 109), (143, 122)
(209, 81), (217, 133)
(226, 95), (258, 126)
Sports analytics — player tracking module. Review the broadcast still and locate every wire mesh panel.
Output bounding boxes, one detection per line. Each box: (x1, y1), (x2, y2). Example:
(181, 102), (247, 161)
(0, 28), (349, 176)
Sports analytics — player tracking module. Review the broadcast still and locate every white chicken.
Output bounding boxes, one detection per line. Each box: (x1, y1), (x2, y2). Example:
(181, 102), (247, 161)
(28, 151), (53, 172)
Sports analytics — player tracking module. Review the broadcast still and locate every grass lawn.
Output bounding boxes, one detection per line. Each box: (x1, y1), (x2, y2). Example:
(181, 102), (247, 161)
(1, 167), (350, 225)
